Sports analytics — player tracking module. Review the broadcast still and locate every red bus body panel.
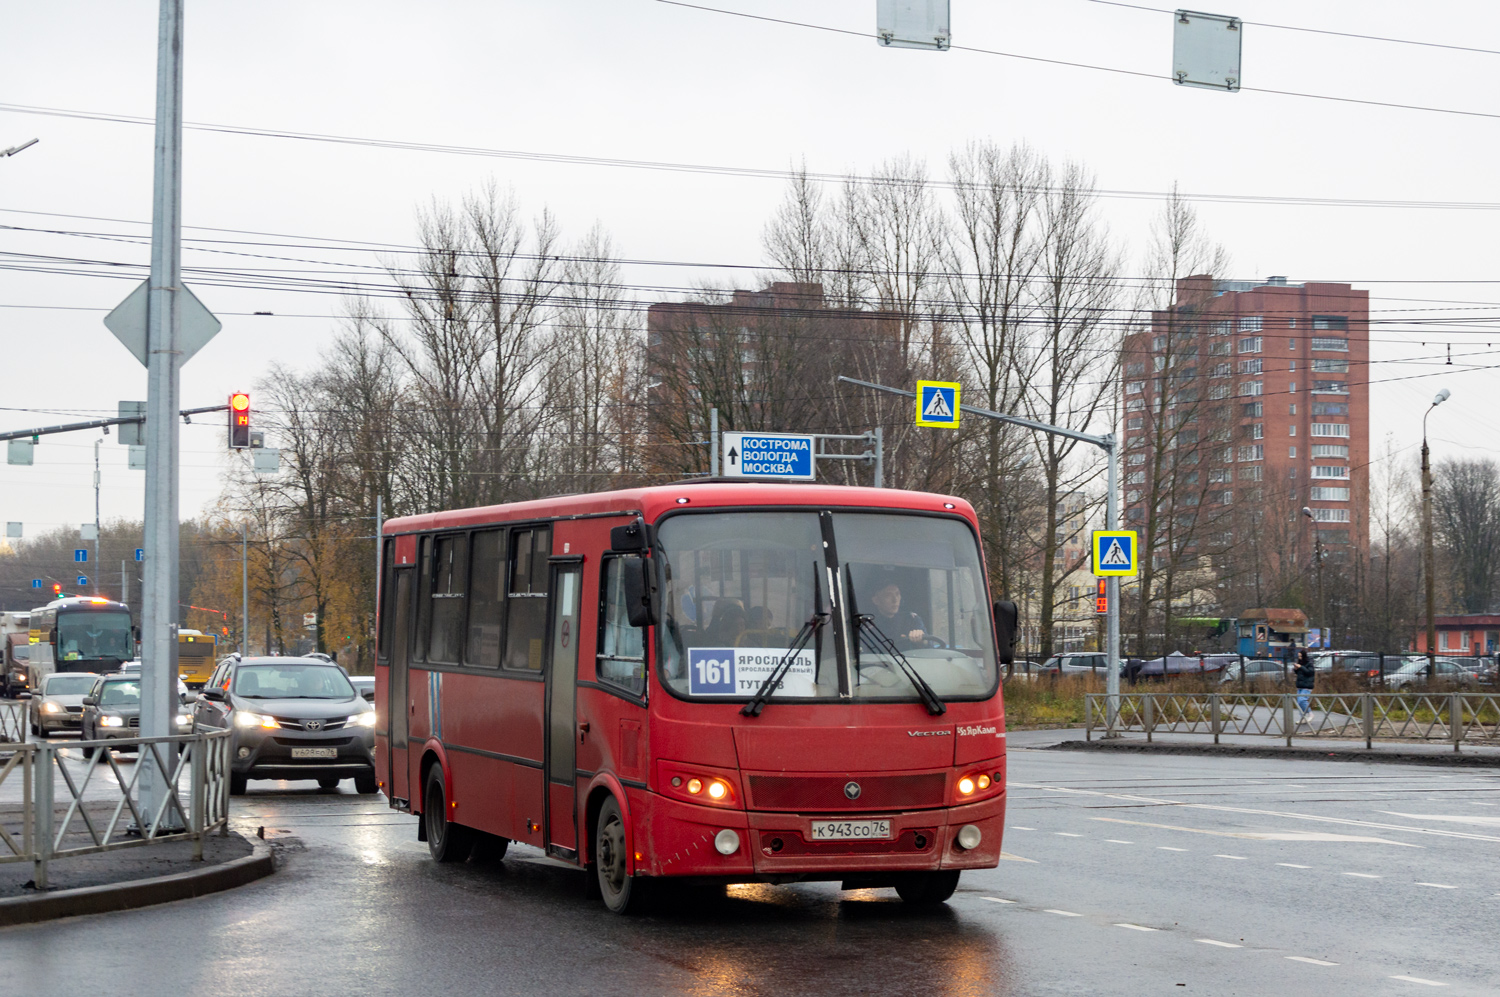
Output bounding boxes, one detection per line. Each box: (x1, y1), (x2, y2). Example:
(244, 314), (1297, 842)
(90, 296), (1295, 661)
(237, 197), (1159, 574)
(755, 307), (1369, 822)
(375, 482), (1007, 884)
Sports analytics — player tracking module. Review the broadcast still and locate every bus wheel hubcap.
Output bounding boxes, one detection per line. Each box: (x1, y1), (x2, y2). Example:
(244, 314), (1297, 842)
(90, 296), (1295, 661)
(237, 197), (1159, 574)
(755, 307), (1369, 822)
(600, 817), (625, 892)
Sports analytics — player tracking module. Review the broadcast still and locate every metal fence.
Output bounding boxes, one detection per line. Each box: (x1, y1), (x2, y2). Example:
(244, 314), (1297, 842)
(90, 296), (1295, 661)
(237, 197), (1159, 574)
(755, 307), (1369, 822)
(0, 728), (233, 888)
(1085, 692), (1500, 751)
(0, 702), (22, 744)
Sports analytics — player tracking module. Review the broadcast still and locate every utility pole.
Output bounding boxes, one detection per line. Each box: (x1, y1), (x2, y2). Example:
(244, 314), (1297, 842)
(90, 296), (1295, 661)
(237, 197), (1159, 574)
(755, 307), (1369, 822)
(1423, 389), (1450, 678)
(138, 0), (186, 826)
(93, 439), (102, 577)
(241, 521), (249, 656)
(710, 407), (720, 477)
(1301, 507), (1325, 646)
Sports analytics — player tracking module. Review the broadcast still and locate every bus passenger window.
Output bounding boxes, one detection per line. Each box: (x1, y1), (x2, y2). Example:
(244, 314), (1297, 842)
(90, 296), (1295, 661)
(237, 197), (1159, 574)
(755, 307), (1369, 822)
(465, 530), (504, 667)
(414, 536), (433, 662)
(427, 535), (467, 664)
(377, 539), (394, 662)
(504, 527), (551, 671)
(598, 558), (646, 697)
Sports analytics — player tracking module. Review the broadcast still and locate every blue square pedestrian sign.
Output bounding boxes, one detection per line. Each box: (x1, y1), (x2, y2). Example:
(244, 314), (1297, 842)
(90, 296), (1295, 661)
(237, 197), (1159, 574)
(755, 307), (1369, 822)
(1092, 530), (1137, 577)
(915, 380), (961, 428)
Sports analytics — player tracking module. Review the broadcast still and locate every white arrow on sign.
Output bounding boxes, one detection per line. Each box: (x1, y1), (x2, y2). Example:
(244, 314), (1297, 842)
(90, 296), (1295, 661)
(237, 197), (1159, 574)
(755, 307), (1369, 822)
(103, 279), (222, 367)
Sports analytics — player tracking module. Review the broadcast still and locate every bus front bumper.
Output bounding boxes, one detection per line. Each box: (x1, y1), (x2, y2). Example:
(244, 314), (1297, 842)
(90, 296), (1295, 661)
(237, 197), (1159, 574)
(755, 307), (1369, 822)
(634, 790), (1006, 880)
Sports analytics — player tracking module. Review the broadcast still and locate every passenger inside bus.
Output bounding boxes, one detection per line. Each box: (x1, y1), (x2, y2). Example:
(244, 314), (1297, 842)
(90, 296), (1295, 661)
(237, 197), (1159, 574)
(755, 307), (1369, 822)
(706, 599), (747, 645)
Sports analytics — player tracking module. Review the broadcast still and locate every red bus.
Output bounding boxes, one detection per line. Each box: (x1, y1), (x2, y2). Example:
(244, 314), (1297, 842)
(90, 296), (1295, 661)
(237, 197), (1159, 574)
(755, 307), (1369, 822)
(375, 482), (1015, 912)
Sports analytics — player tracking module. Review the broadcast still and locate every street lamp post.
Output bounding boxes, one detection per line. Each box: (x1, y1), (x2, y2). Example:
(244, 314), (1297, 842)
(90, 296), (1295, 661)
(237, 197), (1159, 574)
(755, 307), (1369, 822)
(0, 138), (38, 159)
(1422, 389), (1451, 678)
(1301, 507), (1325, 647)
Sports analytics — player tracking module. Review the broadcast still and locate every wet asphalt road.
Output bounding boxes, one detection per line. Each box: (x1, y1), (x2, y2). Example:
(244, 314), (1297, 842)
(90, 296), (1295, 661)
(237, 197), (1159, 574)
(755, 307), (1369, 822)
(2, 735), (1498, 997)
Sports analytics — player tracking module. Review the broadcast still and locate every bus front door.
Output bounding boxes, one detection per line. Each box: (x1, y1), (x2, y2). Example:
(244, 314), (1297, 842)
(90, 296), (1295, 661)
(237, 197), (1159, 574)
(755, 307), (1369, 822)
(544, 563), (583, 857)
(388, 568), (413, 805)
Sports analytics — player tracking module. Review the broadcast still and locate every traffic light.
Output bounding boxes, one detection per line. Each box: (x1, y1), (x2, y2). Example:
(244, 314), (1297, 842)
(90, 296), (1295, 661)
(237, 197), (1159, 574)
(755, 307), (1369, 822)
(52, 583), (62, 596)
(1095, 578), (1109, 615)
(228, 392), (251, 448)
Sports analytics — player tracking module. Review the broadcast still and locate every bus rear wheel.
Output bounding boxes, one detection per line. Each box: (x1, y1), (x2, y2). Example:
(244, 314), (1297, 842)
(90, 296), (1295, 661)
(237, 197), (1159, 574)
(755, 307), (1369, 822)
(595, 796), (646, 914)
(424, 765), (474, 863)
(894, 870), (961, 905)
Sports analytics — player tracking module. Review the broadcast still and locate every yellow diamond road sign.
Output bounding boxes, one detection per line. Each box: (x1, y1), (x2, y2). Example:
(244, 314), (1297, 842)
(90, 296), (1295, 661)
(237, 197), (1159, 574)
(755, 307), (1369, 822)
(1092, 530), (1138, 577)
(915, 380), (961, 428)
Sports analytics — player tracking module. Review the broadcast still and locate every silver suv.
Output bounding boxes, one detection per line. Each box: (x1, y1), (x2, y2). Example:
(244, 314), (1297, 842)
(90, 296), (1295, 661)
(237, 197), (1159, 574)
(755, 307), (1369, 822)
(195, 655), (376, 795)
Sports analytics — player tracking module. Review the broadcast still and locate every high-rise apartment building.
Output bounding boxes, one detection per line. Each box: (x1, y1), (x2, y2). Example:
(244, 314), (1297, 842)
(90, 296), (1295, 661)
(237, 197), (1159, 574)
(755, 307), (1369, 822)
(1121, 276), (1369, 579)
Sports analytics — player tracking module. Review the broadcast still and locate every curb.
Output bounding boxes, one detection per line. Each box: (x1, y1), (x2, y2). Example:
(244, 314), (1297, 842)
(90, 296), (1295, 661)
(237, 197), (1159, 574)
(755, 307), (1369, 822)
(0, 838), (275, 927)
(1049, 739), (1500, 767)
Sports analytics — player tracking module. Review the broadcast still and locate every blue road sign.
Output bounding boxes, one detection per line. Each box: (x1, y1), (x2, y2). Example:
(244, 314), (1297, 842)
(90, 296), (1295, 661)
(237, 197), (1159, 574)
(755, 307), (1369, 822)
(915, 380), (961, 428)
(721, 432), (816, 481)
(134, 548), (144, 562)
(74, 548), (88, 563)
(31, 579), (40, 589)
(1092, 530), (1138, 577)
(76, 575), (88, 586)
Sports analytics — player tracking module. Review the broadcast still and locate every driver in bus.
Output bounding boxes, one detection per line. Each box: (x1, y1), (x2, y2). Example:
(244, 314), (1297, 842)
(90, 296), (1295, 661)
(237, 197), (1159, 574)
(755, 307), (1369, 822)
(869, 582), (927, 650)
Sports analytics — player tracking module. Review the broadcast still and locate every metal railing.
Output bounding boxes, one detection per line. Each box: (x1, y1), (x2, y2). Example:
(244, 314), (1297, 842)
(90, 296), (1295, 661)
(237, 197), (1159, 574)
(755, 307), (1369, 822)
(0, 702), (23, 744)
(0, 729), (232, 888)
(1085, 692), (1500, 751)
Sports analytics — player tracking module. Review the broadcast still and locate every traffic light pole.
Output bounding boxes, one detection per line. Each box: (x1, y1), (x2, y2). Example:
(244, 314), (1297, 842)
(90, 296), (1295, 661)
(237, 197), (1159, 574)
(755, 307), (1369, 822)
(139, 0), (185, 828)
(0, 404), (227, 444)
(836, 375), (1122, 731)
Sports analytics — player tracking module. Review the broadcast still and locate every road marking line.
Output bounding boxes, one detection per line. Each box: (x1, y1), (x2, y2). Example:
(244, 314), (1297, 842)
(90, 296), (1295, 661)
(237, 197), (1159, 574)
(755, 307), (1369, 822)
(1415, 882), (1456, 889)
(1343, 872), (1381, 879)
(982, 897), (1016, 904)
(1214, 854), (1247, 860)
(1196, 939), (1242, 948)
(1091, 816), (1415, 846)
(1286, 956), (1339, 966)
(1000, 852), (1038, 863)
(1115, 923), (1157, 931)
(1010, 826), (1037, 830)
(1277, 863), (1312, 869)
(1104, 839), (1134, 844)
(1044, 909), (1082, 917)
(1055, 832), (1083, 837)
(1158, 846), (1188, 851)
(1390, 975), (1447, 986)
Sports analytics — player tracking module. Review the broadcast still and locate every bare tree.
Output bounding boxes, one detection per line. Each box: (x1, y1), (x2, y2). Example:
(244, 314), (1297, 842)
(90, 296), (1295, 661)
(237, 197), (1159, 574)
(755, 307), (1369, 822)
(1434, 457), (1500, 614)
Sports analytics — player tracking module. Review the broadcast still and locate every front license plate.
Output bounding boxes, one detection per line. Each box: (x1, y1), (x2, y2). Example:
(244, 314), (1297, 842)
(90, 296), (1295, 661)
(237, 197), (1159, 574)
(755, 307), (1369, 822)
(291, 747), (338, 760)
(809, 819), (892, 841)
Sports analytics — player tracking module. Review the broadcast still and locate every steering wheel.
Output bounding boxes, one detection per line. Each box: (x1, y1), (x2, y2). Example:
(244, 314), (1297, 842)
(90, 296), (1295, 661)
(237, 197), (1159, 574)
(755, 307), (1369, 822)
(918, 634), (949, 649)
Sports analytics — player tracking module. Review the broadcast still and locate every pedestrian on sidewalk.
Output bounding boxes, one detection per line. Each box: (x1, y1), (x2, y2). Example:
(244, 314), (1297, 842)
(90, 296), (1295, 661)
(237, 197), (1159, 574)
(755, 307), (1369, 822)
(1293, 648), (1315, 726)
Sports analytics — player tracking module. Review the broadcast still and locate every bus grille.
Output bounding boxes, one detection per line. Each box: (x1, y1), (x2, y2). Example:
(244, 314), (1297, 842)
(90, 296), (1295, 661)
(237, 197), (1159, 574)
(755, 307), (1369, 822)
(746, 773), (946, 812)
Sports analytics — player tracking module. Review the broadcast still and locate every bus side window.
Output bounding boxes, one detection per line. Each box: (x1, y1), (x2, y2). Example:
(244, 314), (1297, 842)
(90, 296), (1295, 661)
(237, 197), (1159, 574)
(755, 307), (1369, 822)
(503, 526), (551, 671)
(377, 538), (394, 663)
(465, 529), (504, 667)
(426, 534), (467, 664)
(414, 536), (434, 663)
(597, 558), (646, 697)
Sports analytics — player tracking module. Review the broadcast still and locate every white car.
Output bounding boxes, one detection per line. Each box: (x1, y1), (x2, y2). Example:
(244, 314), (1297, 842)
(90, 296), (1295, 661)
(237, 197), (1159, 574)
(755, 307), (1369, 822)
(24, 671), (98, 736)
(1385, 658), (1480, 690)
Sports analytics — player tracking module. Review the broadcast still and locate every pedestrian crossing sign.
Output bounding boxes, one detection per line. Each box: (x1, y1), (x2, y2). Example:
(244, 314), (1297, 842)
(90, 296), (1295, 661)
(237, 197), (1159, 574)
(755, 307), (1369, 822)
(1091, 530), (1138, 577)
(915, 380), (961, 428)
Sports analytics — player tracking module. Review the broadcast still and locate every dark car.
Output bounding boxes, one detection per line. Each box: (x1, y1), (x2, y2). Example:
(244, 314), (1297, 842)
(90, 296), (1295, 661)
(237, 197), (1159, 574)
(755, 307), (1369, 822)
(195, 655), (376, 795)
(79, 674), (194, 758)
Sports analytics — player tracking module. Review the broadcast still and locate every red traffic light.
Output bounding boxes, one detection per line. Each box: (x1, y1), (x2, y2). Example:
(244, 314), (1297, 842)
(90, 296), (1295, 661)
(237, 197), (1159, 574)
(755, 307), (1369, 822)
(1094, 578), (1108, 615)
(52, 583), (62, 595)
(228, 392), (252, 448)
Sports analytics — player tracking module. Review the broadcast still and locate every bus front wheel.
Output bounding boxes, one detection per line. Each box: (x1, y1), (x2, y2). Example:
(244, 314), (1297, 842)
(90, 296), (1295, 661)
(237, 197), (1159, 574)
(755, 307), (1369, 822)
(894, 870), (961, 905)
(424, 765), (474, 863)
(595, 796), (646, 914)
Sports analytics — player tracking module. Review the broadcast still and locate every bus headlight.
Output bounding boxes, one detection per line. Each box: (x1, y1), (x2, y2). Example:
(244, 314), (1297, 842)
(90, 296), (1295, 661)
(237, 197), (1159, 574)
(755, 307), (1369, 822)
(714, 829), (740, 855)
(957, 776), (976, 795)
(956, 824), (982, 850)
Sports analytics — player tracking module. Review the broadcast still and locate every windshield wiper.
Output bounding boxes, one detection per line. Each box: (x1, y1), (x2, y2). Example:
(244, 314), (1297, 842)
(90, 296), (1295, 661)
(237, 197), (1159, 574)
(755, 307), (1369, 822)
(855, 615), (946, 716)
(741, 611), (828, 717)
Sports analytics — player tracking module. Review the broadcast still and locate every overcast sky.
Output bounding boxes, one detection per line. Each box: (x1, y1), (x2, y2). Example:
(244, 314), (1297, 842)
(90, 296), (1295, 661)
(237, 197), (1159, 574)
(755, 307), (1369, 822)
(2, 0), (1498, 545)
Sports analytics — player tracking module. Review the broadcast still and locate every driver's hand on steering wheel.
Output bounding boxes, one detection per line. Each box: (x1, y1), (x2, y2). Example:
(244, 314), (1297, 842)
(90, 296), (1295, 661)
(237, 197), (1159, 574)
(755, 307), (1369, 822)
(907, 630), (925, 643)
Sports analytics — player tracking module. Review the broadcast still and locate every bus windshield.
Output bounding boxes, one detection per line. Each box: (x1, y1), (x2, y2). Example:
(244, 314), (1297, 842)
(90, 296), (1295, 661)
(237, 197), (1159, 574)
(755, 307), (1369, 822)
(658, 511), (997, 704)
(57, 611), (132, 661)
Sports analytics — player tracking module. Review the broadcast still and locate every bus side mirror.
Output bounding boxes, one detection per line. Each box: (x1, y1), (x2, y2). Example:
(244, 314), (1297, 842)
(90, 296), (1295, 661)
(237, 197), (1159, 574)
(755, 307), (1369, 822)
(610, 517), (654, 553)
(993, 600), (1018, 665)
(622, 556), (659, 628)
